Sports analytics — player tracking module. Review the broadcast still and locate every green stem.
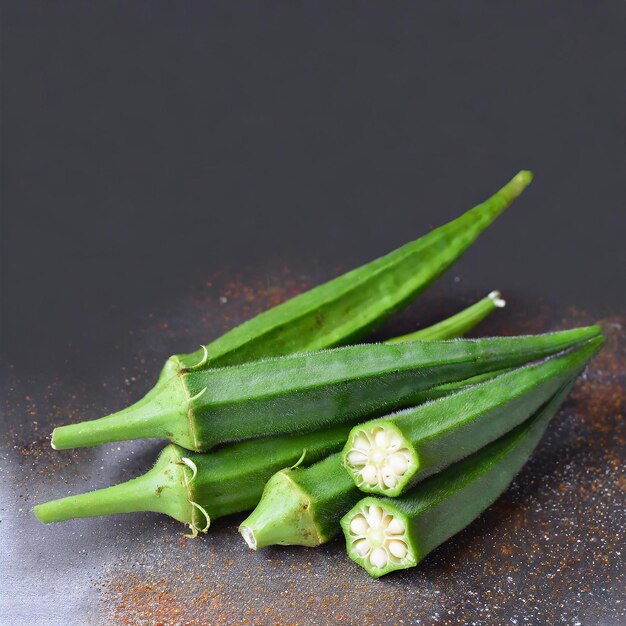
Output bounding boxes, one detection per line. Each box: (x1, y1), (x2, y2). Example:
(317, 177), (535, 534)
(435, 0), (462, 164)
(33, 446), (193, 525)
(387, 291), (505, 343)
(51, 374), (192, 450)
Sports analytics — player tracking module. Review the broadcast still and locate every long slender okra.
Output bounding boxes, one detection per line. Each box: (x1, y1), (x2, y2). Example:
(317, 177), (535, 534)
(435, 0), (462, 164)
(35, 363), (502, 534)
(239, 338), (602, 549)
(51, 326), (599, 451)
(172, 173), (530, 372)
(342, 336), (604, 497)
(341, 381), (576, 577)
(50, 289), (505, 452)
(83, 172), (529, 441)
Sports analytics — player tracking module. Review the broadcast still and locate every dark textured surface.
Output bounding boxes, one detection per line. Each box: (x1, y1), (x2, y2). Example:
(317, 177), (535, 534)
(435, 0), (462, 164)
(2, 2), (625, 625)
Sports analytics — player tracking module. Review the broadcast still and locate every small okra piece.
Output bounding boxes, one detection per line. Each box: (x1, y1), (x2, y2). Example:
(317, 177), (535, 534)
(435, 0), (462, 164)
(341, 381), (577, 578)
(240, 452), (357, 549)
(342, 336), (604, 497)
(51, 326), (599, 451)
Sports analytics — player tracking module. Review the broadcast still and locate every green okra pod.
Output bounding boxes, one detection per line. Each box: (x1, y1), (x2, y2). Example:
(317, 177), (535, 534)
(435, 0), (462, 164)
(34, 426), (353, 536)
(239, 337), (602, 550)
(340, 381), (577, 577)
(92, 172), (529, 432)
(51, 326), (599, 451)
(173, 173), (530, 372)
(342, 336), (604, 497)
(34, 369), (503, 534)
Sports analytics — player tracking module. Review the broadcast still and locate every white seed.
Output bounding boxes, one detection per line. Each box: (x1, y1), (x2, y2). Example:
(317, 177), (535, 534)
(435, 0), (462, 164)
(388, 432), (404, 448)
(354, 538), (370, 557)
(367, 505), (383, 527)
(361, 464), (378, 484)
(382, 472), (398, 489)
(374, 429), (388, 447)
(369, 547), (388, 569)
(387, 518), (406, 535)
(350, 515), (368, 536)
(347, 450), (367, 466)
(388, 540), (408, 559)
(388, 454), (408, 475)
(352, 433), (370, 452)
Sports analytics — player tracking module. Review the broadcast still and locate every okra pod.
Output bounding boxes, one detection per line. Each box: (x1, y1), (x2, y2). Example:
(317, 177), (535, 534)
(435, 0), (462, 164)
(341, 382), (577, 577)
(239, 338), (602, 550)
(342, 336), (604, 497)
(174, 173), (530, 371)
(35, 368), (504, 534)
(109, 173), (527, 416)
(34, 426), (353, 536)
(51, 326), (599, 451)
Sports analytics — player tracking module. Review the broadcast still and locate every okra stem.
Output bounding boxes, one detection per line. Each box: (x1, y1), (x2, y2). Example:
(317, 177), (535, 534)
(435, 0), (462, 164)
(387, 291), (505, 343)
(34, 446), (192, 524)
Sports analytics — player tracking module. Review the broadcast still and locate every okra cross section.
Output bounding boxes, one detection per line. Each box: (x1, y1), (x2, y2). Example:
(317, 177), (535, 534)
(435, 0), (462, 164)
(51, 326), (600, 451)
(341, 381), (576, 578)
(342, 336), (604, 497)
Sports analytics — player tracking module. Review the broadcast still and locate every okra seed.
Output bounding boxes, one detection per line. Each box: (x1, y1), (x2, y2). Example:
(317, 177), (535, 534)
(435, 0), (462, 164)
(354, 539), (370, 557)
(350, 515), (368, 535)
(361, 464), (378, 484)
(370, 548), (388, 569)
(387, 518), (405, 535)
(347, 450), (367, 465)
(366, 505), (383, 527)
(388, 540), (408, 559)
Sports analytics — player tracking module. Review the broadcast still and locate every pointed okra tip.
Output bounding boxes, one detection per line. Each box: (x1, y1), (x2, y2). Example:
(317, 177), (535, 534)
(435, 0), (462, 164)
(500, 170), (534, 205)
(342, 420), (418, 497)
(341, 498), (417, 578)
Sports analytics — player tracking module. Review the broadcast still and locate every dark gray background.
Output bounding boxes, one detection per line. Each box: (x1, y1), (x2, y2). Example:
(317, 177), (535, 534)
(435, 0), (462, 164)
(2, 1), (625, 374)
(1, 2), (625, 625)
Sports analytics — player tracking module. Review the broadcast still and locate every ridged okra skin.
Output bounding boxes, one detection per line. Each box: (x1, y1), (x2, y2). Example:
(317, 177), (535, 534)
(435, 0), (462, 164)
(342, 336), (604, 496)
(34, 425), (354, 535)
(51, 326), (600, 451)
(341, 382), (575, 578)
(37, 369), (511, 534)
(240, 336), (602, 550)
(174, 173), (531, 371)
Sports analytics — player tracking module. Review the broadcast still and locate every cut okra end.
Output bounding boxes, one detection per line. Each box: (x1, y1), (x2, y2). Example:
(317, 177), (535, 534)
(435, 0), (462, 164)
(343, 420), (418, 497)
(341, 498), (417, 578)
(238, 470), (323, 549)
